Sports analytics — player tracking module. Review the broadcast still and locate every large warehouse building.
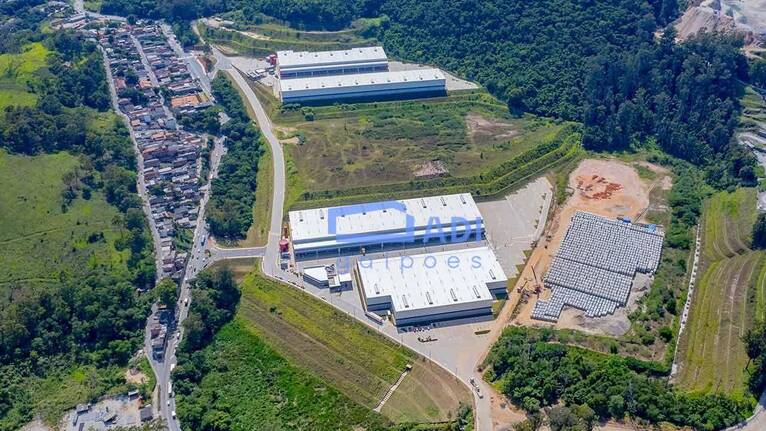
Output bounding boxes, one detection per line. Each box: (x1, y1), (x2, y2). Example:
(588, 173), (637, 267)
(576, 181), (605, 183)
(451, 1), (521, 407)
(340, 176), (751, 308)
(288, 193), (484, 257)
(276, 46), (388, 79)
(279, 69), (447, 103)
(355, 247), (508, 325)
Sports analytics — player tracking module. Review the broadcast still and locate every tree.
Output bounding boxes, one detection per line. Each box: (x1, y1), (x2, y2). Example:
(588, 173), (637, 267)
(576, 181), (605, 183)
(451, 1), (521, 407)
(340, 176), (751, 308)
(155, 278), (179, 310)
(754, 214), (766, 249)
(548, 406), (583, 431)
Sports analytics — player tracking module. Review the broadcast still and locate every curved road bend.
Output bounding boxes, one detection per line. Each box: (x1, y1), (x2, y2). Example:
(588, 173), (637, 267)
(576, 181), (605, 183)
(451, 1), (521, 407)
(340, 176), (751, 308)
(160, 34), (766, 431)
(211, 48), (287, 279)
(208, 47), (495, 430)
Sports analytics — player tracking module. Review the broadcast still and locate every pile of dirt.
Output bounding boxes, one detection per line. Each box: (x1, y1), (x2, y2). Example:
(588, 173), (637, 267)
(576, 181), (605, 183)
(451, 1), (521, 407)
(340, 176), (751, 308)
(575, 174), (623, 200)
(413, 160), (449, 178)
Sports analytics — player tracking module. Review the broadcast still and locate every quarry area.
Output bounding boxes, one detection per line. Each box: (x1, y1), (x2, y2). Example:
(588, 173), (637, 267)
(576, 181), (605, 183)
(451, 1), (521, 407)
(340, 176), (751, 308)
(675, 0), (766, 55)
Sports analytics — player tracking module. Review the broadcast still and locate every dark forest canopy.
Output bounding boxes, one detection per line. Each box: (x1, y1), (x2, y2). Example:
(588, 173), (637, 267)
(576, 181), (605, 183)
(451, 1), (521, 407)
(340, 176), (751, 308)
(486, 328), (753, 431)
(97, 0), (758, 179)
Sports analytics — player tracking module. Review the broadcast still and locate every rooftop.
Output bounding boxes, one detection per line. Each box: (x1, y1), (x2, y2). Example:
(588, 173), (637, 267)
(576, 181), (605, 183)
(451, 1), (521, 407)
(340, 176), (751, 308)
(357, 247), (506, 313)
(289, 193), (482, 247)
(277, 46), (387, 69)
(280, 69), (446, 93)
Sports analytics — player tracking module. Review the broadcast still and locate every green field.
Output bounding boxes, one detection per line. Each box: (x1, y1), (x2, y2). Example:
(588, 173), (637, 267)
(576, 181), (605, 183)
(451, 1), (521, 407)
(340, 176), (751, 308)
(0, 150), (130, 295)
(676, 188), (764, 399)
(201, 16), (379, 56)
(0, 42), (49, 110)
(236, 269), (471, 424)
(255, 88), (574, 208)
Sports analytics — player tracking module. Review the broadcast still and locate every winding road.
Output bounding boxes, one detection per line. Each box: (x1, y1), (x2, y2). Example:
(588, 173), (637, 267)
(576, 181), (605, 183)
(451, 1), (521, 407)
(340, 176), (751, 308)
(81, 6), (766, 429)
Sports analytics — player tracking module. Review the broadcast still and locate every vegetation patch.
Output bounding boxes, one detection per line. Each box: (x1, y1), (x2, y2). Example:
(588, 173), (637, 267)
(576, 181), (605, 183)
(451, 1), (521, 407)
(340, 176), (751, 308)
(675, 188), (763, 399)
(175, 318), (392, 430)
(235, 270), (471, 423)
(484, 327), (753, 430)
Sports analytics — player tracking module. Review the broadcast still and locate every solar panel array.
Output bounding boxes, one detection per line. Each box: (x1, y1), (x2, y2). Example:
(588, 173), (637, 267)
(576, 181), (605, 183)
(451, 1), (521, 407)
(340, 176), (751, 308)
(532, 212), (664, 322)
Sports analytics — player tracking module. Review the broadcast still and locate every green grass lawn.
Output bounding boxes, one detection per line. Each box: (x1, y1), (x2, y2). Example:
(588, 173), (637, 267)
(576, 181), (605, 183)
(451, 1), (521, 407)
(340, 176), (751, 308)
(236, 269), (471, 424)
(268, 91), (567, 207)
(676, 188), (763, 400)
(177, 319), (393, 430)
(0, 150), (130, 295)
(0, 42), (50, 110)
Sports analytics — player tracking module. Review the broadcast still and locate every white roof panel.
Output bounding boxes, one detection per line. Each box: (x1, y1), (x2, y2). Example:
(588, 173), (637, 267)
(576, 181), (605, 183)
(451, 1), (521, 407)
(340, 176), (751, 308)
(357, 247), (506, 315)
(289, 193), (482, 247)
(277, 46), (387, 69)
(280, 69), (446, 93)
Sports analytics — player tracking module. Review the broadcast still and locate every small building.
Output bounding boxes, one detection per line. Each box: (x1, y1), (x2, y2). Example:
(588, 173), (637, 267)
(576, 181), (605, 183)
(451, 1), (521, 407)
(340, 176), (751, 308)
(303, 264), (352, 289)
(139, 406), (154, 422)
(355, 247), (507, 326)
(279, 69), (446, 104)
(277, 46), (388, 79)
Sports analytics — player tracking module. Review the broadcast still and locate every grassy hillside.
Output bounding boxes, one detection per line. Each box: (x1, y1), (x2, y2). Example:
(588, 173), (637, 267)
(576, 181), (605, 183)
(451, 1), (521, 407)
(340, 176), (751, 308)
(256, 89), (576, 209)
(0, 42), (49, 110)
(237, 271), (471, 424)
(199, 17), (379, 56)
(676, 188), (764, 399)
(176, 319), (393, 430)
(0, 150), (129, 294)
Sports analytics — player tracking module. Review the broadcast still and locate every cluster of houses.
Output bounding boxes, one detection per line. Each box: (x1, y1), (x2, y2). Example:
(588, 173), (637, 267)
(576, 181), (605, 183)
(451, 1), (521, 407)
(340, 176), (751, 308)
(149, 306), (173, 360)
(99, 23), (213, 280)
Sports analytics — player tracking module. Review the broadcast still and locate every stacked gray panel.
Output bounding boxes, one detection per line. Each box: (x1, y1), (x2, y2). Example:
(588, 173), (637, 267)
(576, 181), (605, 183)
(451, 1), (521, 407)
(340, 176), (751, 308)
(531, 211), (665, 323)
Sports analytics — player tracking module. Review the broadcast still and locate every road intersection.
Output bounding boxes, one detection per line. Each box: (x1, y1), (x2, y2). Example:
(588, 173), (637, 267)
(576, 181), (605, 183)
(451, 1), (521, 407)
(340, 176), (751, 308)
(82, 7), (766, 429)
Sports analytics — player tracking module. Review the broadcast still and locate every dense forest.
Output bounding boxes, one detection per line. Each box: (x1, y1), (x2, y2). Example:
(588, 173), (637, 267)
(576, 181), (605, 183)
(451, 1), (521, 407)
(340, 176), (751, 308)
(486, 328), (752, 431)
(206, 74), (264, 240)
(0, 11), (156, 426)
(97, 0), (758, 183)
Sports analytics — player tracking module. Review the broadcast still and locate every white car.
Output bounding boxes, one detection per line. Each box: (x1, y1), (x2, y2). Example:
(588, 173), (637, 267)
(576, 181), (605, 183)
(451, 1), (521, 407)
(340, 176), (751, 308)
(172, 411), (176, 419)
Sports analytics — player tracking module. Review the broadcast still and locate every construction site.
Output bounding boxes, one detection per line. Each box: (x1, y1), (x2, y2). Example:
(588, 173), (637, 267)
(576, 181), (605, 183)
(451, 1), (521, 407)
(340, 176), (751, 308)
(511, 159), (672, 336)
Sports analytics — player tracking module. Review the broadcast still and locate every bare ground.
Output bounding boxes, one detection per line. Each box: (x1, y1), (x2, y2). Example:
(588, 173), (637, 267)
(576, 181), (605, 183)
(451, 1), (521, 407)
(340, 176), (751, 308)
(510, 159), (669, 335)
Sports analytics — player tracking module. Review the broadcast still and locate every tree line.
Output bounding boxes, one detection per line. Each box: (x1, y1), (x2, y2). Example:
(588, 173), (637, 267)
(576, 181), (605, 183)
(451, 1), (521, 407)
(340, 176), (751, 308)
(0, 26), (156, 427)
(205, 74), (264, 240)
(486, 328), (752, 431)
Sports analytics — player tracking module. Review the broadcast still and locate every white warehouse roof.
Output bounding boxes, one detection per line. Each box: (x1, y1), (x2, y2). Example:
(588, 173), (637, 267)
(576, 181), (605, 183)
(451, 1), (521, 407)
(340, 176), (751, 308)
(280, 69), (446, 93)
(289, 193), (483, 253)
(277, 46), (387, 69)
(357, 247), (507, 322)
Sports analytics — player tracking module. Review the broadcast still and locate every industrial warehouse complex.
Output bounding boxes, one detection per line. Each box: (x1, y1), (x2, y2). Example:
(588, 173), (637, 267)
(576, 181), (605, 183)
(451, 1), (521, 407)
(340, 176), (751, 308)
(276, 46), (388, 78)
(287, 193), (511, 326)
(356, 247), (508, 325)
(276, 46), (447, 103)
(288, 193), (484, 256)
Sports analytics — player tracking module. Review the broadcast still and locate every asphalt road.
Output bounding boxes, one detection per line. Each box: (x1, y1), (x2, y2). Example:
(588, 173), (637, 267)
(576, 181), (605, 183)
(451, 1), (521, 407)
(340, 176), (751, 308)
(94, 17), (766, 431)
(212, 47), (287, 278)
(160, 23), (212, 96)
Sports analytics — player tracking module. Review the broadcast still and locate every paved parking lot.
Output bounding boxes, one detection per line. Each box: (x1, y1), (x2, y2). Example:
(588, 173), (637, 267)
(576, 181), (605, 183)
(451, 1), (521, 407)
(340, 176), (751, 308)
(479, 177), (553, 277)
